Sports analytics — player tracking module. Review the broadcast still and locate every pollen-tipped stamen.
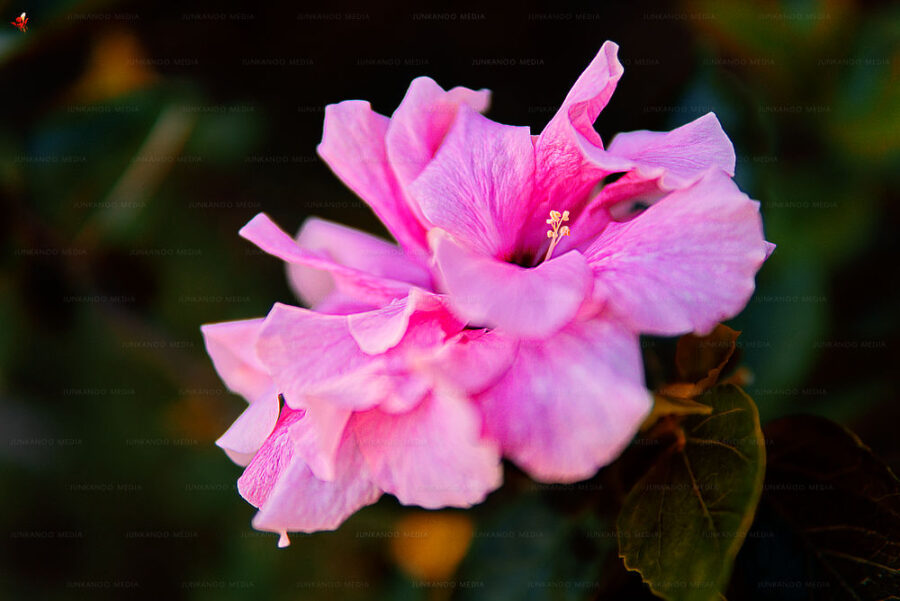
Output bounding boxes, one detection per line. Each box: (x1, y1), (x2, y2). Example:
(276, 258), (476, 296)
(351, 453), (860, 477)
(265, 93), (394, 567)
(543, 210), (571, 262)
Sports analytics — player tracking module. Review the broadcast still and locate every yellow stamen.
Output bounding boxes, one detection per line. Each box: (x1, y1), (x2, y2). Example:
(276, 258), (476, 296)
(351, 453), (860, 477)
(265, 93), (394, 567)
(543, 210), (571, 262)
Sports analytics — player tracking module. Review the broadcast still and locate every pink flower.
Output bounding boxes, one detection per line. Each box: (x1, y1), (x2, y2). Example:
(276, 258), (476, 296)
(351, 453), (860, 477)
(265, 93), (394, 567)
(203, 41), (772, 543)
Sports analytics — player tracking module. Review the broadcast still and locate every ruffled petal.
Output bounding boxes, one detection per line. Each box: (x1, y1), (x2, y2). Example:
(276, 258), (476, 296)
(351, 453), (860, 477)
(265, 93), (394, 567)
(240, 407), (382, 534)
(578, 112), (736, 191)
(240, 213), (416, 306)
(287, 399), (351, 482)
(411, 105), (536, 259)
(387, 76), (490, 224)
(285, 217), (432, 309)
(256, 303), (385, 411)
(317, 100), (427, 252)
(478, 319), (652, 482)
(215, 387), (279, 466)
(238, 407), (305, 508)
(201, 318), (269, 401)
(347, 289), (462, 355)
(583, 169), (771, 336)
(353, 389), (502, 508)
(527, 41), (625, 250)
(257, 299), (454, 417)
(604, 112), (736, 187)
(560, 114), (738, 254)
(423, 329), (518, 395)
(430, 230), (591, 339)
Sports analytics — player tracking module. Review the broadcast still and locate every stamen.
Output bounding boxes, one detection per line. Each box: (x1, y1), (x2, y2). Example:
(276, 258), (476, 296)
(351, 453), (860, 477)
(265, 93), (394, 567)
(543, 210), (570, 262)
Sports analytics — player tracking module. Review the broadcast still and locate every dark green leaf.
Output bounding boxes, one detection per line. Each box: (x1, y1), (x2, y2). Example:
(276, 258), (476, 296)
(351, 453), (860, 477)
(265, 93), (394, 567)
(618, 384), (766, 601)
(737, 415), (900, 600)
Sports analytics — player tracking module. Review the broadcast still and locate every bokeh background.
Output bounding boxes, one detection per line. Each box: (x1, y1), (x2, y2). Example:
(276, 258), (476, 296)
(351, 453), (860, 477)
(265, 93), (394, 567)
(2, 0), (898, 599)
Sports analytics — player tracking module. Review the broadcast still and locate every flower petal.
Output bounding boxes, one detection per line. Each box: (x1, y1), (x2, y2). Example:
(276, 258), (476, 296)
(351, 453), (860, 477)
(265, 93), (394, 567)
(287, 399), (351, 482)
(317, 100), (427, 252)
(286, 217), (433, 309)
(257, 300), (449, 416)
(541, 41), (624, 152)
(528, 40), (624, 248)
(387, 76), (491, 224)
(240, 213), (415, 306)
(238, 406), (305, 509)
(478, 319), (652, 482)
(216, 387), (279, 466)
(347, 289), (462, 355)
(201, 318), (269, 401)
(423, 329), (518, 395)
(579, 112), (736, 190)
(241, 407), (382, 534)
(256, 303), (384, 411)
(583, 169), (770, 336)
(411, 105), (535, 259)
(353, 389), (502, 508)
(430, 230), (592, 339)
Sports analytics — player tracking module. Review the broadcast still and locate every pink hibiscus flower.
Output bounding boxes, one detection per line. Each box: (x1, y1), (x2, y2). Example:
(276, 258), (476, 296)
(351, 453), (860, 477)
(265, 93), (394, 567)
(202, 41), (772, 544)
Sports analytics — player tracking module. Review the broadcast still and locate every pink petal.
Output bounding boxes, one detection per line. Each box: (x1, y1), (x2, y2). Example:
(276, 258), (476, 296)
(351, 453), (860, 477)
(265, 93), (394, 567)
(256, 300), (446, 416)
(287, 399), (351, 481)
(201, 318), (270, 401)
(286, 217), (433, 309)
(430, 230), (592, 339)
(240, 213), (416, 306)
(411, 105), (536, 259)
(478, 319), (652, 482)
(256, 303), (385, 411)
(347, 289), (462, 355)
(541, 41), (624, 151)
(528, 41), (624, 250)
(318, 100), (427, 252)
(557, 176), (666, 254)
(387, 77), (491, 223)
(240, 407), (382, 534)
(580, 112), (737, 190)
(583, 169), (771, 336)
(216, 387), (279, 466)
(238, 406), (305, 509)
(423, 329), (518, 395)
(353, 390), (502, 508)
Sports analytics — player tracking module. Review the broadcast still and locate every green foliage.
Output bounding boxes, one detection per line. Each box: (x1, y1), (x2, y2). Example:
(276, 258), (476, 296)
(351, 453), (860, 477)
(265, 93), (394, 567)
(618, 385), (766, 601)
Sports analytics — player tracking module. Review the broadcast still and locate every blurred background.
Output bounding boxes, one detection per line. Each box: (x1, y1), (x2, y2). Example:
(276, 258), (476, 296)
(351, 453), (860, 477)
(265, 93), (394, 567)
(2, 0), (898, 598)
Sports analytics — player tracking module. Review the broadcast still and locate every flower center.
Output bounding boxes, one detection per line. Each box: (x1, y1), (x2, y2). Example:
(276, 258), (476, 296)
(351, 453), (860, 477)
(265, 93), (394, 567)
(543, 210), (570, 262)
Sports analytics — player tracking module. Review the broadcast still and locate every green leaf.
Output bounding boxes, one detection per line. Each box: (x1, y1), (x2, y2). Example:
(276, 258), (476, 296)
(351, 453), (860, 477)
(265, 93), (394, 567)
(617, 384), (766, 601)
(736, 415), (900, 599)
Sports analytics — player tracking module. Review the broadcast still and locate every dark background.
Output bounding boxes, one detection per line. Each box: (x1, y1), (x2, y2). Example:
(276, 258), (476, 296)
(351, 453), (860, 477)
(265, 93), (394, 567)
(2, 0), (898, 599)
